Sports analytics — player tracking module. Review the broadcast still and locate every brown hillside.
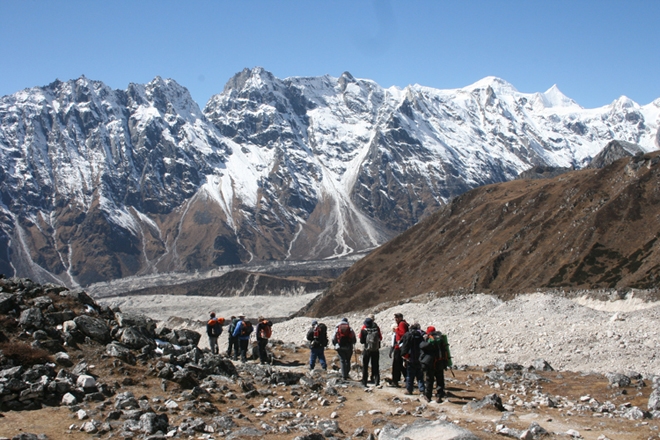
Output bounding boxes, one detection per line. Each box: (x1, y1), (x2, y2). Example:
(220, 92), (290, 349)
(305, 152), (660, 316)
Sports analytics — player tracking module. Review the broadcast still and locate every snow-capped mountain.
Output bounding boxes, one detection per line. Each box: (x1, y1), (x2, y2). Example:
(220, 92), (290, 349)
(0, 68), (658, 286)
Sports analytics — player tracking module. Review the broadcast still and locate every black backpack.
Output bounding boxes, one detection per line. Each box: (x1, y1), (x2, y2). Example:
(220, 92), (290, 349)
(240, 320), (253, 336)
(310, 323), (328, 348)
(365, 326), (380, 352)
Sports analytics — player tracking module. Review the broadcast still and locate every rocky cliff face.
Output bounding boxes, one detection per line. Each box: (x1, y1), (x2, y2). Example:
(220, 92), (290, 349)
(1, 69), (659, 286)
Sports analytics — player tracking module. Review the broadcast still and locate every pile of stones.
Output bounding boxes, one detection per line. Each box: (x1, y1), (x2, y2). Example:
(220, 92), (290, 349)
(0, 276), (233, 414)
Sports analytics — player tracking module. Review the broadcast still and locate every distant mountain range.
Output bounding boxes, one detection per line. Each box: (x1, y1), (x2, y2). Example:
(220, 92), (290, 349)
(0, 68), (658, 287)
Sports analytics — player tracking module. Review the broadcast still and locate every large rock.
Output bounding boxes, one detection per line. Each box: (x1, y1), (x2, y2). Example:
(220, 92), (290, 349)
(19, 307), (44, 329)
(0, 292), (16, 313)
(120, 327), (155, 350)
(116, 312), (156, 335)
(649, 389), (660, 411)
(166, 328), (201, 347)
(378, 419), (480, 440)
(463, 393), (505, 412)
(73, 315), (111, 344)
(60, 288), (96, 306)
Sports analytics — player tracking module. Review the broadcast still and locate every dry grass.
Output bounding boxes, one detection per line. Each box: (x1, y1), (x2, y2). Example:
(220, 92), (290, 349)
(0, 341), (53, 366)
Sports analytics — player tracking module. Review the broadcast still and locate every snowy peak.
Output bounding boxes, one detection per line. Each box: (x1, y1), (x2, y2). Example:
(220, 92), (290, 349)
(541, 84), (580, 108)
(0, 70), (659, 287)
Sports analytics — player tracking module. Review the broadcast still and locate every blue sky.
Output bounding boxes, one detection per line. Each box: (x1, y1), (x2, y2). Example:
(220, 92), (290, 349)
(1, 0), (658, 109)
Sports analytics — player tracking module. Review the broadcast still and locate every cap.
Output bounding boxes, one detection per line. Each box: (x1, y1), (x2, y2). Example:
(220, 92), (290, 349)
(311, 319), (318, 326)
(238, 313), (246, 317)
(426, 326), (436, 333)
(364, 317), (373, 326)
(210, 312), (216, 318)
(341, 317), (348, 323)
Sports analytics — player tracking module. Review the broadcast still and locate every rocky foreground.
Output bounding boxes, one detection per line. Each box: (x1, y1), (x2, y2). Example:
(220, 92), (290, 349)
(2, 277), (660, 439)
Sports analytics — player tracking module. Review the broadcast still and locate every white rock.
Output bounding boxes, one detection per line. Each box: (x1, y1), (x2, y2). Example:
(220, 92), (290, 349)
(77, 374), (96, 388)
(77, 409), (88, 420)
(62, 392), (77, 405)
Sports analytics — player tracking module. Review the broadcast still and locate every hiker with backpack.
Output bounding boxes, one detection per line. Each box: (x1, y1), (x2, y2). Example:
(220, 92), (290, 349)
(399, 322), (425, 395)
(358, 317), (382, 386)
(389, 312), (409, 387)
(306, 319), (328, 371)
(206, 312), (224, 355)
(226, 315), (239, 360)
(232, 313), (253, 363)
(419, 325), (449, 403)
(255, 316), (273, 365)
(332, 317), (356, 380)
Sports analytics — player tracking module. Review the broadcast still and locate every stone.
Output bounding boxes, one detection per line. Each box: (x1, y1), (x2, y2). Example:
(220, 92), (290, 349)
(76, 374), (96, 389)
(73, 315), (111, 344)
(378, 419), (480, 440)
(463, 393), (505, 412)
(119, 326), (155, 350)
(54, 352), (73, 367)
(0, 292), (16, 313)
(606, 373), (631, 388)
(59, 288), (96, 307)
(61, 392), (77, 405)
(649, 388), (660, 411)
(19, 308), (44, 329)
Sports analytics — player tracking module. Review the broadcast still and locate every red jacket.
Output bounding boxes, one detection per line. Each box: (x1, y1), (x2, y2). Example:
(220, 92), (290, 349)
(394, 320), (409, 348)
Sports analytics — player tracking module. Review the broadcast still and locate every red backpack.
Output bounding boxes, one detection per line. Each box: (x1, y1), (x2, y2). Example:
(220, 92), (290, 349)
(337, 323), (352, 344)
(260, 322), (272, 339)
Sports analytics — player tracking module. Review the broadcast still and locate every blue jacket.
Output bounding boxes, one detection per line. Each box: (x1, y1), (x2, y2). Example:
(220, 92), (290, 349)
(232, 320), (253, 340)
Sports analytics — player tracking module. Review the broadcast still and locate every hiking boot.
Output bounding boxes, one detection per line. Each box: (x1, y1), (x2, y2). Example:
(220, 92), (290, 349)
(421, 395), (430, 403)
(388, 383), (400, 388)
(403, 390), (413, 395)
(436, 396), (443, 403)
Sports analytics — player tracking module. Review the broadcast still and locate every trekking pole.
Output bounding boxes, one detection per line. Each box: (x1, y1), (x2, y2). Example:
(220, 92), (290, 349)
(449, 366), (455, 378)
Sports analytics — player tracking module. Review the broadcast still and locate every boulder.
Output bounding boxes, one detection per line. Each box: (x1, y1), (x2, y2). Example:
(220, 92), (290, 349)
(119, 327), (155, 350)
(105, 342), (136, 364)
(649, 389), (660, 411)
(115, 312), (156, 335)
(19, 307), (44, 329)
(606, 373), (631, 388)
(0, 292), (16, 313)
(59, 288), (96, 306)
(463, 393), (505, 412)
(73, 315), (111, 344)
(378, 419), (480, 440)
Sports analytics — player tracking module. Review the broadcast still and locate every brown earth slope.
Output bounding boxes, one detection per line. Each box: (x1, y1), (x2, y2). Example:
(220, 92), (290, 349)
(305, 152), (660, 316)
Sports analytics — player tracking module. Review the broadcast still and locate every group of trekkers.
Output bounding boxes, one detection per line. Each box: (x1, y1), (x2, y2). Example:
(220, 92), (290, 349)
(205, 312), (273, 365)
(206, 311), (451, 403)
(306, 312), (452, 403)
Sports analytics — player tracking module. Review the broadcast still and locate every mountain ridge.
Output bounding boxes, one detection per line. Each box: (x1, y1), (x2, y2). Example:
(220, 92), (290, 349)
(304, 152), (660, 316)
(1, 68), (658, 286)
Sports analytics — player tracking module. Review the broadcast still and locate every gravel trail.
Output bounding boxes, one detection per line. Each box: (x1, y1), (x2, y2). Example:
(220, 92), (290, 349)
(103, 291), (660, 376)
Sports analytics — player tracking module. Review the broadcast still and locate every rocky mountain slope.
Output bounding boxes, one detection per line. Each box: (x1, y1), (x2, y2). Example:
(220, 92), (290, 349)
(1, 69), (659, 287)
(305, 151), (660, 317)
(3, 277), (660, 439)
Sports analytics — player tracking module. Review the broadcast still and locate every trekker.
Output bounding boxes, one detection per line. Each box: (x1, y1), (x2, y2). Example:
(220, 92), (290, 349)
(389, 313), (409, 387)
(206, 312), (224, 354)
(419, 326), (448, 403)
(359, 317), (382, 386)
(255, 316), (273, 365)
(399, 322), (425, 395)
(332, 317), (356, 380)
(232, 314), (253, 363)
(306, 319), (328, 371)
(226, 316), (239, 360)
